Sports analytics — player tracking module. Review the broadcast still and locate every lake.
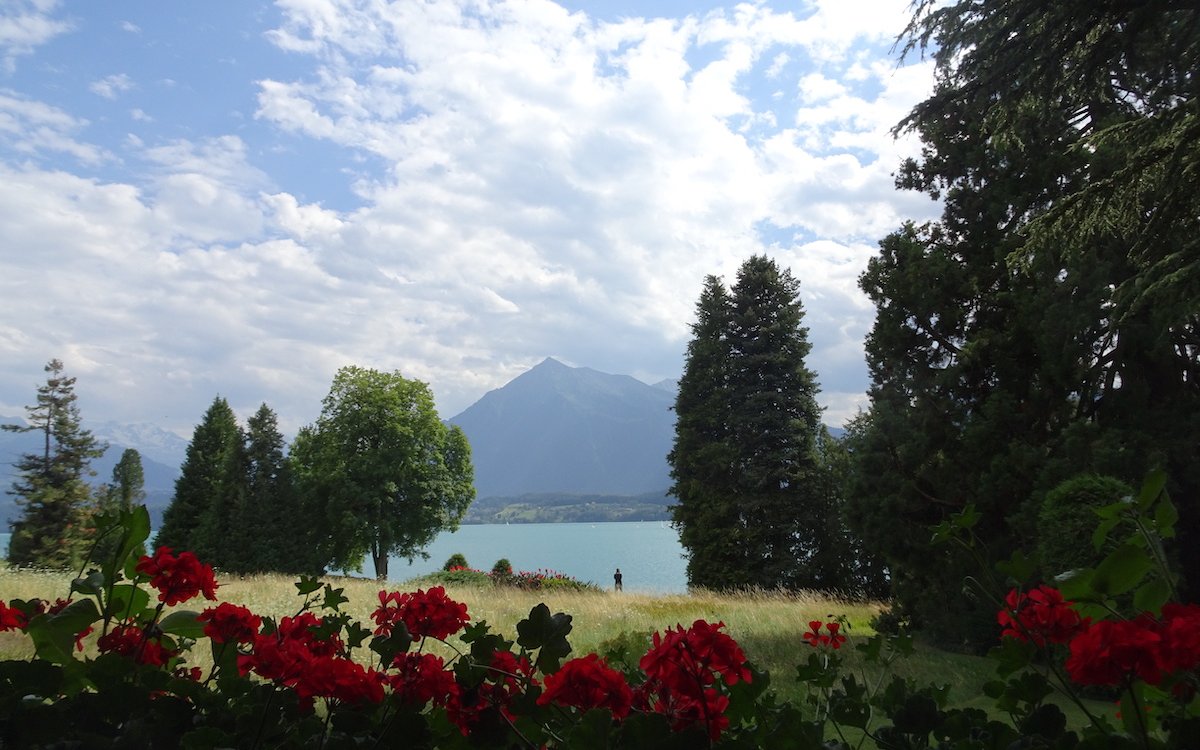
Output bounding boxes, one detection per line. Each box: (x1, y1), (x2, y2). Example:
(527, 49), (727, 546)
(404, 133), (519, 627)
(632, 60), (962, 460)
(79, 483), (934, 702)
(0, 521), (689, 593)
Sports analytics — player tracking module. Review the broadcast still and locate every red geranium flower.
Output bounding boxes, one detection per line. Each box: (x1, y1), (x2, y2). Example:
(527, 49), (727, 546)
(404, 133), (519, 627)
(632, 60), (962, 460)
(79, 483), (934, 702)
(803, 620), (847, 650)
(97, 623), (176, 667)
(372, 586), (470, 640)
(0, 602), (27, 632)
(198, 602), (262, 644)
(135, 547), (219, 606)
(447, 650), (537, 735)
(998, 586), (1088, 646)
(295, 655), (384, 706)
(387, 652), (458, 707)
(538, 653), (633, 718)
(636, 620), (750, 741)
(1159, 603), (1200, 674)
(1066, 617), (1164, 686)
(238, 613), (345, 685)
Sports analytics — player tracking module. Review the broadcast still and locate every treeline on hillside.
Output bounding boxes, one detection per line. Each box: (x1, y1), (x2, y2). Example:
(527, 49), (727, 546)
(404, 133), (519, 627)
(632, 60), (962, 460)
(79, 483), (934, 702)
(463, 491), (671, 524)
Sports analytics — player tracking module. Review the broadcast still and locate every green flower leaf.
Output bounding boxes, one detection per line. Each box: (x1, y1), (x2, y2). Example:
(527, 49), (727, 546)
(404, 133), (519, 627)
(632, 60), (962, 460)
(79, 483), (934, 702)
(160, 609), (205, 639)
(1091, 543), (1152, 597)
(1133, 577), (1171, 614)
(516, 603), (573, 674)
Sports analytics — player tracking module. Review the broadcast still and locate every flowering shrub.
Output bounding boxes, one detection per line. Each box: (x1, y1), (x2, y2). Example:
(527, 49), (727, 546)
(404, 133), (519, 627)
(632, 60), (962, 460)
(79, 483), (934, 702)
(0, 506), (762, 748)
(1, 470), (1197, 748)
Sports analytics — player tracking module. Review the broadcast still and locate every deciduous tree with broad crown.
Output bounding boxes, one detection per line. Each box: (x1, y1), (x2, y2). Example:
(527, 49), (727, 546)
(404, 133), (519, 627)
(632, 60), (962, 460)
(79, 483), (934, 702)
(292, 366), (475, 579)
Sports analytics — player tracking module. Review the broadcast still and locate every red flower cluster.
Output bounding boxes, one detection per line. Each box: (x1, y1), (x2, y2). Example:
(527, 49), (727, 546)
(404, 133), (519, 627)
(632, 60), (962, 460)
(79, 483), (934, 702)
(1066, 616), (1164, 686)
(96, 623), (176, 667)
(238, 612), (381, 708)
(1065, 604), (1200, 687)
(372, 586), (470, 640)
(0, 602), (26, 632)
(386, 652), (459, 707)
(135, 547), (219, 606)
(198, 602), (262, 644)
(803, 620), (847, 649)
(538, 653), (633, 718)
(636, 620), (751, 740)
(999, 586), (1088, 646)
(449, 651), (537, 735)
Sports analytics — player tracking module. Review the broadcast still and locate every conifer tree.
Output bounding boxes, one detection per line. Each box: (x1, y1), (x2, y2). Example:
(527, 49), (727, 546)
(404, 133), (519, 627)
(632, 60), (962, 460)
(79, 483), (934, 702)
(669, 275), (737, 589)
(670, 257), (837, 590)
(110, 448), (146, 509)
(241, 403), (300, 572)
(86, 448), (148, 564)
(3, 359), (106, 568)
(848, 0), (1200, 644)
(155, 397), (244, 563)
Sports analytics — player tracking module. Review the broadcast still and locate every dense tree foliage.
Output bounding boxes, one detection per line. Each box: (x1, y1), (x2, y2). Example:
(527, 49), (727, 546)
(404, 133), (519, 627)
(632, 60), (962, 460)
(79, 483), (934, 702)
(2, 360), (106, 568)
(155, 400), (311, 574)
(670, 257), (854, 591)
(848, 0), (1200, 646)
(86, 448), (148, 563)
(155, 397), (245, 563)
(240, 403), (304, 573)
(292, 366), (475, 580)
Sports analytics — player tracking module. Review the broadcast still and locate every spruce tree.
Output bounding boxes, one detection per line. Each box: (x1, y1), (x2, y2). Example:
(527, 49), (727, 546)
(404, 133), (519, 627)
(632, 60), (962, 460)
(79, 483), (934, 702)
(668, 275), (737, 589)
(3, 359), (106, 568)
(670, 257), (834, 590)
(110, 448), (146, 508)
(155, 397), (244, 563)
(725, 256), (825, 589)
(241, 403), (299, 572)
(85, 448), (148, 564)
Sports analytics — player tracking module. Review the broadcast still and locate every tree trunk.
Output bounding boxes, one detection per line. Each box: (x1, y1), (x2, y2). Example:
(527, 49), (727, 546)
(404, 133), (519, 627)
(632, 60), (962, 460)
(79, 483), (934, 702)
(373, 547), (388, 581)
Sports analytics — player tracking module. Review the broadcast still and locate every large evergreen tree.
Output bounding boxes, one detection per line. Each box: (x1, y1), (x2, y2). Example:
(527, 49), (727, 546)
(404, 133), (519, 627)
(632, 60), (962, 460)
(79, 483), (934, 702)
(241, 403), (303, 573)
(669, 275), (738, 589)
(292, 367), (475, 580)
(848, 0), (1200, 645)
(670, 257), (839, 590)
(155, 397), (245, 564)
(3, 359), (106, 568)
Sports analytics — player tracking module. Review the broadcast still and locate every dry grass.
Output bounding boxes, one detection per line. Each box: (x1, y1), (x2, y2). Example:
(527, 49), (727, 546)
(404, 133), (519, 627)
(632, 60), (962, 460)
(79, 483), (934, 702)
(1, 568), (883, 676)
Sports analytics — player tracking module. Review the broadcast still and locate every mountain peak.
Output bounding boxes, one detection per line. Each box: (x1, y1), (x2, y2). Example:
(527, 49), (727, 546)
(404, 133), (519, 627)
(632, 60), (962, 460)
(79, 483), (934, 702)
(448, 360), (676, 498)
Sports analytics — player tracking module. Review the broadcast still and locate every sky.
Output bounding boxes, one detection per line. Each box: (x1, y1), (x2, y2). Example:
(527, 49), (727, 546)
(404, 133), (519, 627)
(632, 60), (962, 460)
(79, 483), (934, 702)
(0, 0), (938, 438)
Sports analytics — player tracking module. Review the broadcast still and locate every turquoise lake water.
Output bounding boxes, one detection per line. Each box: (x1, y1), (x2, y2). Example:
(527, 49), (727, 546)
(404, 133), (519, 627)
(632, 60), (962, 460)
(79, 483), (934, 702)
(1, 521), (688, 593)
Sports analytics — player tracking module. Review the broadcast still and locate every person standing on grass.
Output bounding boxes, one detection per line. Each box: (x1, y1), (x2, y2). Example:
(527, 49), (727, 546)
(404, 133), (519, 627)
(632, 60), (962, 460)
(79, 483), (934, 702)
(614, 568), (623, 591)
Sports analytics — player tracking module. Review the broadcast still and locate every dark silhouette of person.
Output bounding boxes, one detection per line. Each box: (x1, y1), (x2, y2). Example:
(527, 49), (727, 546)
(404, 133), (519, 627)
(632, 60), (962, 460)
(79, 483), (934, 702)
(614, 568), (623, 591)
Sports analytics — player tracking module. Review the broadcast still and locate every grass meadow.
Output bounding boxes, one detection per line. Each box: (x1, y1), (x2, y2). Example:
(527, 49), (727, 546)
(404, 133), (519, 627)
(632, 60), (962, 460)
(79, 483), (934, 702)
(1, 567), (1107, 730)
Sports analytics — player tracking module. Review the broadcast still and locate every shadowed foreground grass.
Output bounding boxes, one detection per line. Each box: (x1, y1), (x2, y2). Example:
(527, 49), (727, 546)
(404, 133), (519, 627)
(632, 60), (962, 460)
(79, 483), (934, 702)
(0, 567), (1106, 727)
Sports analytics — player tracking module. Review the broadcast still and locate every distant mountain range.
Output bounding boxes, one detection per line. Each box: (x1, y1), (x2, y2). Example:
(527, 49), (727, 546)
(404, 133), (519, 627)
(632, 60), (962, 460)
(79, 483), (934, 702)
(2, 360), (846, 527)
(0, 418), (185, 525)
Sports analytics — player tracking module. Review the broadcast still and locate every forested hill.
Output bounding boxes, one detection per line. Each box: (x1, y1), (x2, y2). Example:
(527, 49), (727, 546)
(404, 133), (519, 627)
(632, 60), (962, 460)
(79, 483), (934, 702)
(448, 358), (677, 499)
(463, 491), (671, 524)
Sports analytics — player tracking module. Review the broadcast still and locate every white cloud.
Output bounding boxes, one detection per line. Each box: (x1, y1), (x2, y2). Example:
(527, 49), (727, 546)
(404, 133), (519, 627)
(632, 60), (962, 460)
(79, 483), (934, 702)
(0, 0), (939, 433)
(0, 90), (106, 164)
(0, 0), (73, 72)
(89, 73), (134, 99)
